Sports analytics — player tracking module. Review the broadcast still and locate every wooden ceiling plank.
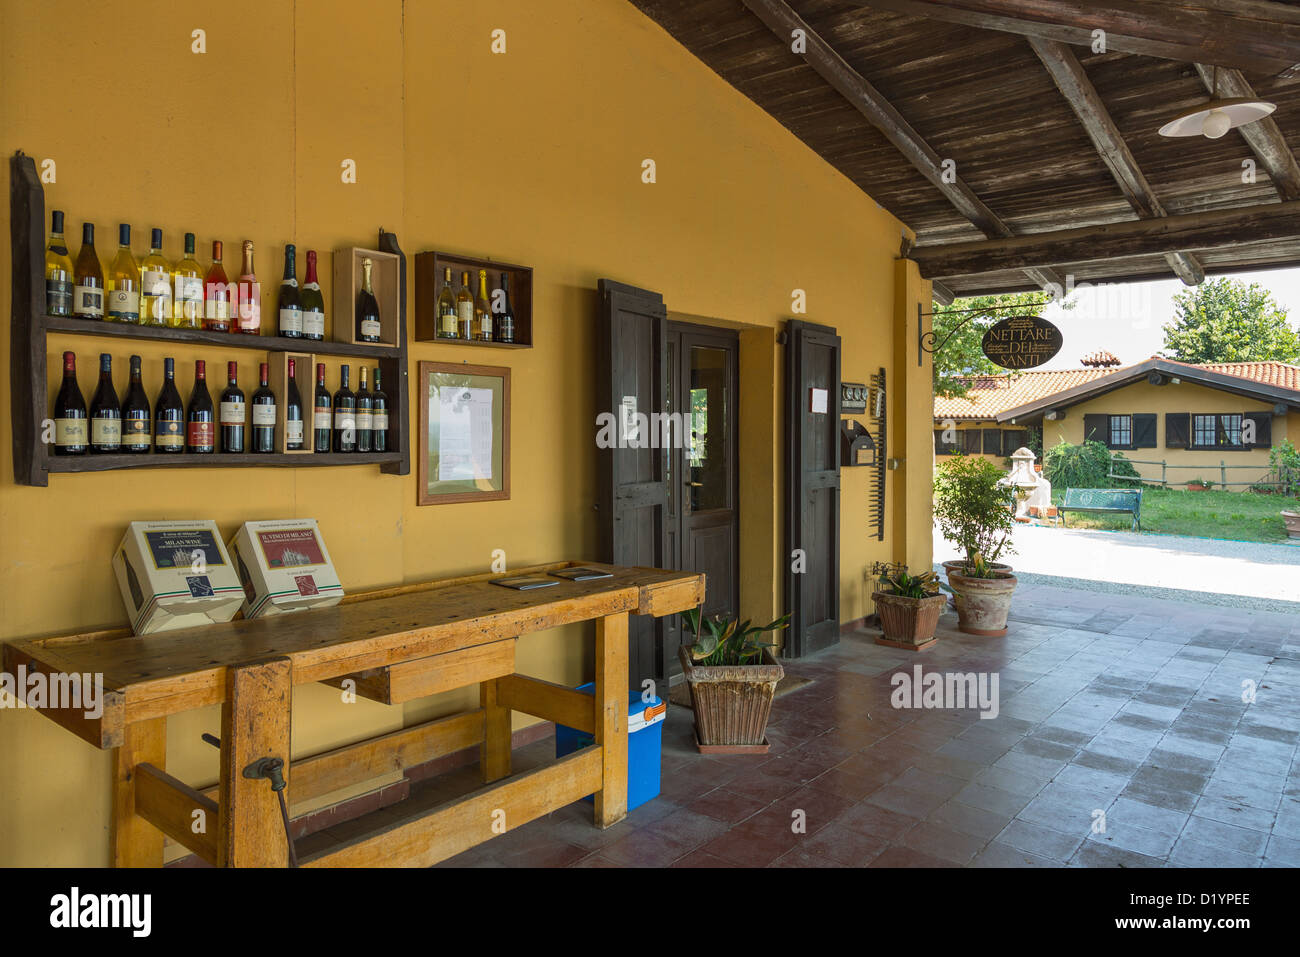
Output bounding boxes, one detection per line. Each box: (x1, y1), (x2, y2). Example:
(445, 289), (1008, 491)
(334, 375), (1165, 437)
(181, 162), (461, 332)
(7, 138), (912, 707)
(1193, 63), (1300, 202)
(912, 200), (1300, 276)
(1030, 37), (1204, 285)
(854, 0), (1300, 76)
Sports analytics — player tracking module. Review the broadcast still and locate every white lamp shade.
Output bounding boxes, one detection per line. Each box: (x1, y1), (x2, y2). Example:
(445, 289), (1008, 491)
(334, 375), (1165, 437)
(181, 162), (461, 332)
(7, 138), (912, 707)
(1159, 98), (1277, 138)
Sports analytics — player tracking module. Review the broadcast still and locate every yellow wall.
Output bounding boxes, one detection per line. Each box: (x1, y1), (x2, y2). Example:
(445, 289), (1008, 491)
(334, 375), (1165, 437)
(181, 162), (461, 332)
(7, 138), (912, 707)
(0, 0), (925, 865)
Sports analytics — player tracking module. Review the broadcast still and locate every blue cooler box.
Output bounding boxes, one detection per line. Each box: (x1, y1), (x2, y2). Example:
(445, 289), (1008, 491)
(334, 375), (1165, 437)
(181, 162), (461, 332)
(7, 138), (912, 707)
(555, 684), (666, 811)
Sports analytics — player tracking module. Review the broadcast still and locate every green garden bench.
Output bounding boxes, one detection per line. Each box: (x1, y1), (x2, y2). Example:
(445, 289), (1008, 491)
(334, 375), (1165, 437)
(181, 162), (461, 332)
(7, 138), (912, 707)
(1059, 488), (1142, 531)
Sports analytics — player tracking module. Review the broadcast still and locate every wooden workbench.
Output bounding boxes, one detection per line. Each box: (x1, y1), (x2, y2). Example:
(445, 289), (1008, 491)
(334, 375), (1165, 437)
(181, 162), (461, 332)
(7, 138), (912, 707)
(5, 561), (704, 868)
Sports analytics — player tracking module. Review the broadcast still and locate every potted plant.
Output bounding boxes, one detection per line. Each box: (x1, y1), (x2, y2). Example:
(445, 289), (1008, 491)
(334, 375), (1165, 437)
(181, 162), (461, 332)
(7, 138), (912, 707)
(678, 607), (788, 754)
(933, 455), (1018, 636)
(1187, 477), (1214, 491)
(1283, 510), (1300, 539)
(871, 565), (948, 651)
(1271, 441), (1300, 536)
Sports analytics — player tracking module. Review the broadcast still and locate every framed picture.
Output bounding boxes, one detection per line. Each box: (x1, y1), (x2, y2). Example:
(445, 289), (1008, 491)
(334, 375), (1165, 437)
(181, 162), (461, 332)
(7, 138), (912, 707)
(417, 361), (511, 506)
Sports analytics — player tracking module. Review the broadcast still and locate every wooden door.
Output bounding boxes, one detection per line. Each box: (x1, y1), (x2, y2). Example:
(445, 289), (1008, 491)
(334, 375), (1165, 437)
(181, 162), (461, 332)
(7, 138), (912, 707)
(784, 320), (842, 657)
(597, 280), (669, 691)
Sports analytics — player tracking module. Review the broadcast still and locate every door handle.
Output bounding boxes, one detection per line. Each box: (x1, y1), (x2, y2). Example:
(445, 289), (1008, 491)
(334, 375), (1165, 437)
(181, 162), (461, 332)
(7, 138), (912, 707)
(687, 481), (704, 488)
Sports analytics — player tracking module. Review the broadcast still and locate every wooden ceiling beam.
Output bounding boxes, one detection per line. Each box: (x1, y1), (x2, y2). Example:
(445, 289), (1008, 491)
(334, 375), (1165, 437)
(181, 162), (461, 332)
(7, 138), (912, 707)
(855, 0), (1300, 76)
(1193, 63), (1300, 201)
(1030, 37), (1204, 286)
(739, 0), (1065, 295)
(931, 280), (956, 305)
(911, 200), (1300, 277)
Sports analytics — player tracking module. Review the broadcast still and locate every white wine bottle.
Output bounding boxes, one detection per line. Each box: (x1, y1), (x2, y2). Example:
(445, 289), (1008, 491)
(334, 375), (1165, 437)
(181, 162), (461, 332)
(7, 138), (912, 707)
(173, 232), (204, 329)
(140, 228), (172, 326)
(106, 224), (141, 323)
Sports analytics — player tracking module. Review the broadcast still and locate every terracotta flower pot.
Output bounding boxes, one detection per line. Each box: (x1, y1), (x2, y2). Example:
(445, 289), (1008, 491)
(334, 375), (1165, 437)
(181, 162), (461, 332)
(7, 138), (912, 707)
(942, 559), (1012, 610)
(679, 645), (783, 751)
(872, 591), (947, 651)
(946, 570), (1017, 637)
(1283, 510), (1300, 540)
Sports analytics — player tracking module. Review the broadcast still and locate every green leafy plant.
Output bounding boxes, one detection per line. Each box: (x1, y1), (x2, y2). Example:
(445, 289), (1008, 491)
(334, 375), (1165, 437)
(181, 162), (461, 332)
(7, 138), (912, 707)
(1188, 477), (1214, 489)
(876, 565), (944, 598)
(933, 455), (1015, 569)
(679, 607), (789, 666)
(1270, 438), (1300, 497)
(1042, 439), (1111, 489)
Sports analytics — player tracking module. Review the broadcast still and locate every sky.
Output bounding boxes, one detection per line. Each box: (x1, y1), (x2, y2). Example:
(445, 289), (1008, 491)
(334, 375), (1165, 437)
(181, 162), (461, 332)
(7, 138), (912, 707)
(1033, 267), (1300, 369)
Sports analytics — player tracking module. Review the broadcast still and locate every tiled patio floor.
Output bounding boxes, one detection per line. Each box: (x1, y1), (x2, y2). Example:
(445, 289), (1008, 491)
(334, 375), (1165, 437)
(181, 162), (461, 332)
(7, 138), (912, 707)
(429, 582), (1300, 867)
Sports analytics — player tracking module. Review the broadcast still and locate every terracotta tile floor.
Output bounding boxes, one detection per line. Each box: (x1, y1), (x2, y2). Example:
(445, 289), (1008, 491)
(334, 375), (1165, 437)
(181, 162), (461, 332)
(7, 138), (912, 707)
(383, 582), (1300, 867)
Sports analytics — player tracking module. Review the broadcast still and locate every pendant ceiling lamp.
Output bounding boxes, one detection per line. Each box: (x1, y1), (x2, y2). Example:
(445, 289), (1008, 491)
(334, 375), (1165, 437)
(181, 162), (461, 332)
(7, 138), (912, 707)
(1158, 66), (1276, 139)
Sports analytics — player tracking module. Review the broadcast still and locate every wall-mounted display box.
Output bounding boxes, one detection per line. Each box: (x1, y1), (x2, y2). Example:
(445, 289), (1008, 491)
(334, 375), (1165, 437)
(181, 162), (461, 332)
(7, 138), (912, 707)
(413, 249), (533, 348)
(333, 246), (402, 348)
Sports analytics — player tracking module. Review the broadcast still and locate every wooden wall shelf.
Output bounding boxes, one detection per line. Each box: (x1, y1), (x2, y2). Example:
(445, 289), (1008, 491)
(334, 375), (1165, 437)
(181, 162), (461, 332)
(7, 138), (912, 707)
(413, 249), (534, 347)
(9, 151), (412, 486)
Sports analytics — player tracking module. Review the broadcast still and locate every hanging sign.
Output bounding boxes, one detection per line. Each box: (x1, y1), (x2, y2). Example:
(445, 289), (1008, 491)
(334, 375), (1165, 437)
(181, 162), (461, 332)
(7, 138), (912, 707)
(981, 315), (1063, 369)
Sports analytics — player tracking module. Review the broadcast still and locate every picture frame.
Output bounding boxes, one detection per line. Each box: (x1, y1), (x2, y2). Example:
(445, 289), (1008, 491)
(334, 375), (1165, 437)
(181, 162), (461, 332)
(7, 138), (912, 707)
(417, 361), (511, 506)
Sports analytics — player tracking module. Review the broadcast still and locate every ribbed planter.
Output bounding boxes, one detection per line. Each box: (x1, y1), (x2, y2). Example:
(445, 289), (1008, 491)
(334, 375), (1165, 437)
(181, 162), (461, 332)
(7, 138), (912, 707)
(679, 645), (783, 751)
(872, 591), (947, 650)
(1283, 510), (1300, 539)
(946, 570), (1017, 637)
(941, 560), (1012, 610)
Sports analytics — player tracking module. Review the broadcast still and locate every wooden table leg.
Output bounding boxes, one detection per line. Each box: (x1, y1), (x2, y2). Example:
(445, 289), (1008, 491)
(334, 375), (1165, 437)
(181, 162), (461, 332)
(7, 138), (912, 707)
(480, 677), (512, 784)
(593, 613), (629, 828)
(217, 657), (292, 868)
(112, 717), (166, 867)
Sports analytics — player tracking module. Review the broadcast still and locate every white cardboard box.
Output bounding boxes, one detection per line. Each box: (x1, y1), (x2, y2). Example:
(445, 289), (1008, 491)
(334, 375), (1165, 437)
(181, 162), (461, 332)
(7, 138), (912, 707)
(113, 520), (245, 635)
(228, 519), (344, 618)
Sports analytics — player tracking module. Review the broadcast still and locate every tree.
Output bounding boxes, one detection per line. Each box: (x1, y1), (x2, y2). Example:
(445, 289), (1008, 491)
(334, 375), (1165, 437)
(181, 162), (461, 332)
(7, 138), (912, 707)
(931, 290), (1061, 399)
(1161, 278), (1300, 364)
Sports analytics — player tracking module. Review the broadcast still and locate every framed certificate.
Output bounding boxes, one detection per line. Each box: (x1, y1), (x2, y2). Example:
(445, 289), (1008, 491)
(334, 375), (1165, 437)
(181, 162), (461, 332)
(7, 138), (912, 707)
(417, 361), (511, 506)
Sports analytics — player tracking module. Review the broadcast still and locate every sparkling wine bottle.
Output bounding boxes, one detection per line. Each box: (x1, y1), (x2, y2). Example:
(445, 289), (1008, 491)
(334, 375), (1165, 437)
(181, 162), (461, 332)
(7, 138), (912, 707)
(302, 250), (326, 341)
(278, 244), (302, 338)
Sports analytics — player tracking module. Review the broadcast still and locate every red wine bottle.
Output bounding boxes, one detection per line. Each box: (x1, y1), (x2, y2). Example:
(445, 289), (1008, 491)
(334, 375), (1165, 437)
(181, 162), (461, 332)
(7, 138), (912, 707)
(121, 355), (151, 454)
(219, 361), (246, 453)
(356, 366), (372, 453)
(313, 362), (331, 452)
(252, 362), (276, 453)
(333, 364), (356, 453)
(285, 358), (305, 450)
(186, 360), (215, 453)
(154, 358), (185, 453)
(371, 367), (388, 453)
(52, 351), (87, 455)
(88, 353), (122, 453)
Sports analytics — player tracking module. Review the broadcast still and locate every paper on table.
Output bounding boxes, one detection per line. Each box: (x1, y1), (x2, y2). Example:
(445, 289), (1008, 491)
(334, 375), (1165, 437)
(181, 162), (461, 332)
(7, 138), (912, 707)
(438, 386), (495, 482)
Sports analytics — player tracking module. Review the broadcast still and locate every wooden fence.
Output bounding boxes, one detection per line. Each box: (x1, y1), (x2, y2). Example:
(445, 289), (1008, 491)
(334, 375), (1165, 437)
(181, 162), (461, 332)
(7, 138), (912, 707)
(1108, 457), (1297, 491)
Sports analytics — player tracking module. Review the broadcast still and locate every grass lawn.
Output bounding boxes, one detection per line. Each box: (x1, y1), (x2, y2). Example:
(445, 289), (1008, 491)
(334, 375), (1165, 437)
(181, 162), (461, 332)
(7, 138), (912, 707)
(1051, 485), (1296, 543)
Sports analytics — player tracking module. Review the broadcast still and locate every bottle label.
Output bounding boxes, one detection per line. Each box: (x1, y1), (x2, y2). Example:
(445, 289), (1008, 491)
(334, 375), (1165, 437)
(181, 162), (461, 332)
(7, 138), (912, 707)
(92, 417), (122, 444)
(477, 315), (493, 339)
(155, 420), (184, 447)
(303, 309), (325, 338)
(334, 411), (355, 432)
(360, 318), (381, 339)
(142, 269), (172, 321)
(237, 287), (261, 331)
(457, 301), (473, 329)
(356, 409), (373, 431)
(123, 414), (151, 447)
(74, 285), (104, 318)
(279, 306), (303, 334)
(46, 279), (73, 314)
(187, 421), (214, 447)
(107, 288), (140, 320)
(205, 295), (229, 321)
(219, 400), (245, 425)
(55, 418), (86, 446)
(314, 406), (331, 430)
(176, 277), (203, 321)
(253, 404), (277, 426)
(440, 310), (457, 335)
(372, 412), (389, 431)
(286, 419), (305, 443)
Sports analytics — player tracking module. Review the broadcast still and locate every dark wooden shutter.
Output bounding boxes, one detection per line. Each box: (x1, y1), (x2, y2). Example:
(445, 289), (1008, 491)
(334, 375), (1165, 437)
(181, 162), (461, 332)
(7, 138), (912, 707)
(962, 430), (982, 454)
(982, 429), (1002, 454)
(1133, 413), (1158, 449)
(934, 429), (954, 455)
(1244, 411), (1272, 449)
(1165, 412), (1190, 449)
(1083, 413), (1109, 447)
(1001, 430), (1027, 456)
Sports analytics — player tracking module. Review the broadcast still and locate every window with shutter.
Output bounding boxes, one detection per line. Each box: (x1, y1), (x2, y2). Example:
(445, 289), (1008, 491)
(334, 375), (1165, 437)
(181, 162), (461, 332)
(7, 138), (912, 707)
(962, 430), (983, 454)
(982, 429), (1002, 454)
(1192, 414), (1216, 449)
(934, 429), (957, 455)
(1001, 430), (1027, 457)
(1109, 415), (1132, 449)
(1165, 413), (1190, 449)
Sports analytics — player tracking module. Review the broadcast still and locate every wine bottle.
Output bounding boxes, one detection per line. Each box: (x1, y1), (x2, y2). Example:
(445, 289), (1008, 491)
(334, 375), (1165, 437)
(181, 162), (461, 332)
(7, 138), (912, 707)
(356, 366), (373, 452)
(204, 240), (231, 332)
(88, 353), (122, 453)
(437, 267), (458, 339)
(302, 251), (325, 341)
(106, 224), (140, 323)
(333, 364), (356, 453)
(173, 233), (204, 329)
(154, 358), (185, 453)
(52, 351), (87, 456)
(474, 269), (493, 341)
(313, 362), (332, 452)
(235, 240), (260, 334)
(73, 223), (105, 320)
(45, 210), (74, 317)
(140, 228), (171, 327)
(371, 367), (388, 453)
(218, 361), (245, 453)
(278, 245), (302, 338)
(495, 272), (515, 343)
(356, 257), (382, 343)
(285, 358), (305, 451)
(457, 270), (474, 340)
(252, 362), (276, 453)
(121, 355), (151, 454)
(186, 359), (215, 453)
